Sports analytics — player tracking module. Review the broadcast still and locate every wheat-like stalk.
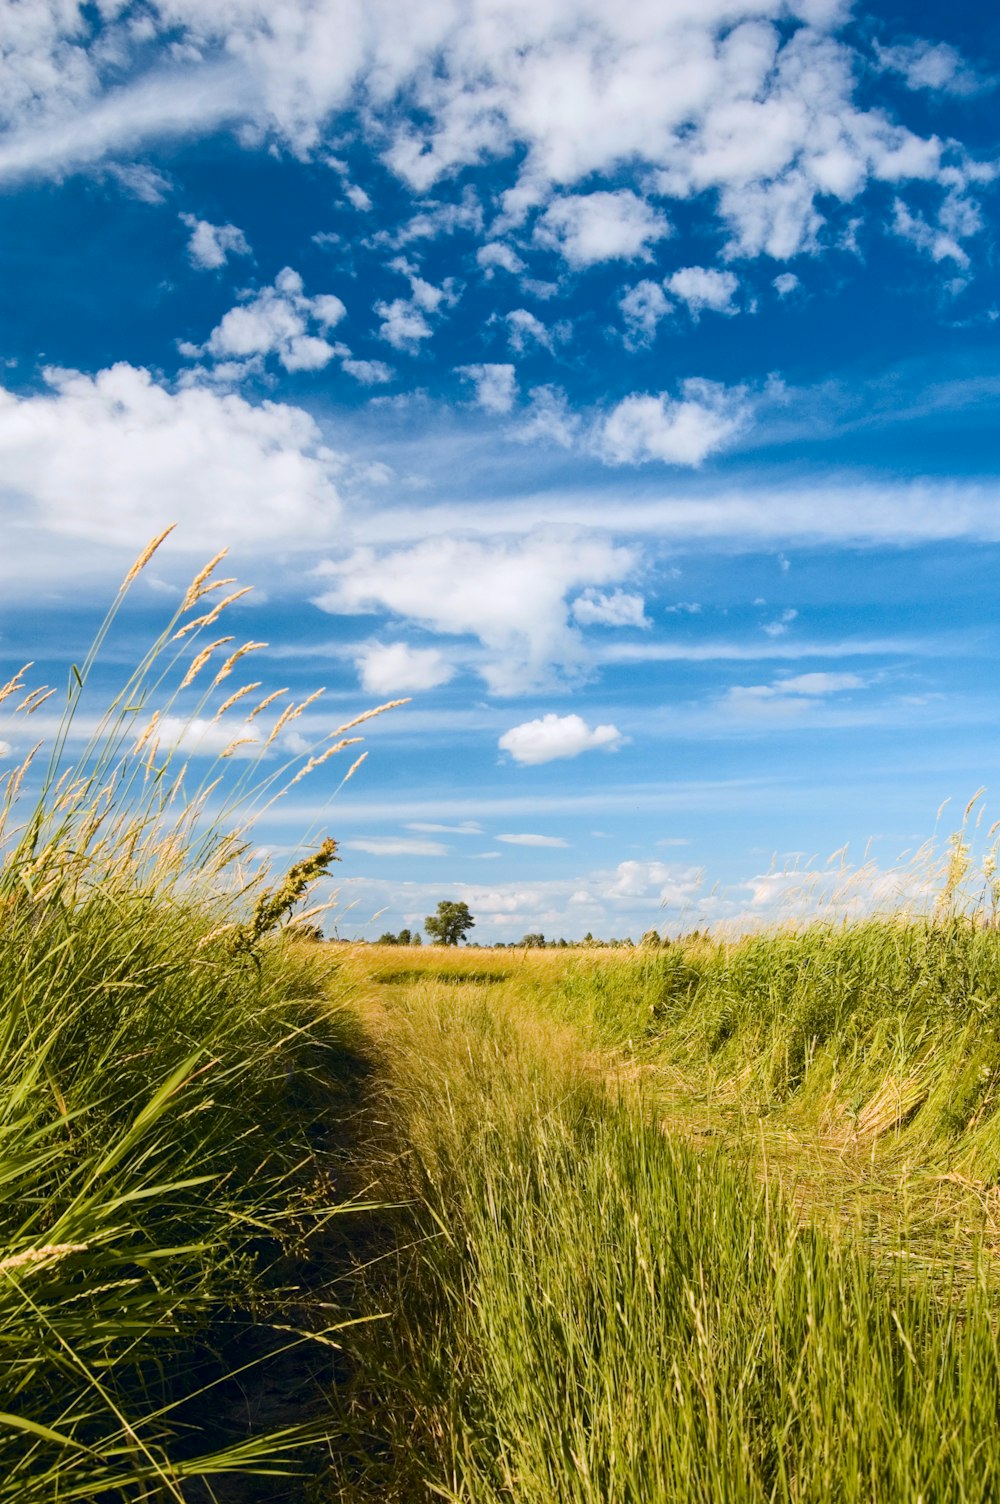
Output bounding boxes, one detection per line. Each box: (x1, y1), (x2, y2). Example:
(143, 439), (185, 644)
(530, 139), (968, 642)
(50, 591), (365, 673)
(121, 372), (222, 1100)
(0, 1243), (89, 1275)
(180, 637), (235, 690)
(331, 698), (411, 736)
(288, 737), (363, 787)
(213, 641), (267, 687)
(172, 588), (253, 640)
(120, 524), (176, 592)
(180, 548), (228, 611)
(214, 683), (262, 721)
(0, 664), (32, 708)
(247, 688), (288, 722)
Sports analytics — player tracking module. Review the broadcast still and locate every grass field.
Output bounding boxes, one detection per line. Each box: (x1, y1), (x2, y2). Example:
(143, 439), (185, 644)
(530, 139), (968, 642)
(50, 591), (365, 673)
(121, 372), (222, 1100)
(8, 535), (1000, 1499)
(317, 937), (1000, 1502)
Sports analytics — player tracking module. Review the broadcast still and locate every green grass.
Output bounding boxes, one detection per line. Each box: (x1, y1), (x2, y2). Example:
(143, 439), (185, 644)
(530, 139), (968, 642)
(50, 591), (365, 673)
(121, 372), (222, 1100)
(0, 538), (370, 1500)
(320, 945), (1000, 1502)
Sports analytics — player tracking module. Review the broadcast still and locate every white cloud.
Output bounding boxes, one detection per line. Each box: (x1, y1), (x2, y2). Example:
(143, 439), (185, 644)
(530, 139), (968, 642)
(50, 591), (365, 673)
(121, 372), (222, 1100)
(345, 836), (448, 857)
(605, 860), (701, 903)
(196, 266), (346, 372)
(534, 191), (670, 268)
(497, 833), (569, 848)
(774, 671), (864, 694)
(892, 197), (973, 268)
(0, 740), (12, 759)
(345, 182), (372, 210)
(773, 271), (800, 297)
(762, 607), (798, 637)
(458, 362), (517, 414)
(151, 715), (259, 757)
(0, 363), (341, 556)
(388, 188), (482, 245)
(107, 163), (172, 202)
(665, 266), (739, 318)
(877, 40), (985, 97)
(509, 385), (580, 448)
(407, 822), (482, 835)
(313, 532), (638, 694)
(505, 308), (563, 354)
(571, 589), (650, 629)
(0, 4), (975, 279)
(499, 712), (625, 765)
(477, 241), (525, 276)
(619, 280), (671, 347)
(342, 357), (394, 384)
(375, 260), (458, 351)
(356, 641), (454, 693)
(721, 669), (863, 716)
(597, 380), (749, 467)
(180, 213), (251, 270)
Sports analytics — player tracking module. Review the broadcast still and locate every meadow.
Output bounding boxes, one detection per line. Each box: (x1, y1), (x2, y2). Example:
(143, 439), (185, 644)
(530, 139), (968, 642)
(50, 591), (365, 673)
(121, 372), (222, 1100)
(6, 535), (1000, 1500)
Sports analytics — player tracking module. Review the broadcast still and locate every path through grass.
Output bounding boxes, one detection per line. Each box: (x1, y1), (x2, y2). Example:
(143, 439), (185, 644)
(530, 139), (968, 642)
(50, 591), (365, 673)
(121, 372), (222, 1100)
(318, 941), (1000, 1503)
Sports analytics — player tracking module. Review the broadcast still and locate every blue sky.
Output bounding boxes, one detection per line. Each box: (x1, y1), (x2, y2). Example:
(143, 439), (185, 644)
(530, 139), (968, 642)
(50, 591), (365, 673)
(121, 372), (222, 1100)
(1, 0), (999, 940)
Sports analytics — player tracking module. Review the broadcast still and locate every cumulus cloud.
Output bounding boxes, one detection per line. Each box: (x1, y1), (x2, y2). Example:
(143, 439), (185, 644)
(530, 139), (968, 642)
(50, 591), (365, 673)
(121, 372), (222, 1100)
(0, 363), (341, 555)
(180, 213), (251, 269)
(342, 356), (394, 384)
(877, 39), (986, 97)
(762, 607), (799, 637)
(596, 380), (750, 467)
(477, 240), (525, 276)
(458, 362), (517, 414)
(313, 532), (638, 694)
(375, 298), (433, 349)
(355, 641), (454, 693)
(0, 3), (977, 278)
(375, 261), (457, 351)
(386, 187), (482, 245)
(505, 308), (564, 354)
(151, 715), (260, 758)
(509, 385), (580, 448)
(665, 266), (739, 318)
(498, 712), (625, 765)
(773, 271), (800, 297)
(604, 860), (702, 904)
(192, 266), (346, 372)
(619, 280), (672, 347)
(892, 196), (977, 268)
(571, 589), (650, 628)
(534, 191), (670, 268)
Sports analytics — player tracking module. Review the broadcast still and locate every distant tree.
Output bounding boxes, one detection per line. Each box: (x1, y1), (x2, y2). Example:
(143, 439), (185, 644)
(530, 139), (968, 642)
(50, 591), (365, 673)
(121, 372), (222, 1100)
(425, 900), (475, 946)
(378, 931), (398, 945)
(412, 932), (422, 946)
(521, 932), (546, 948)
(397, 927), (412, 946)
(641, 928), (662, 947)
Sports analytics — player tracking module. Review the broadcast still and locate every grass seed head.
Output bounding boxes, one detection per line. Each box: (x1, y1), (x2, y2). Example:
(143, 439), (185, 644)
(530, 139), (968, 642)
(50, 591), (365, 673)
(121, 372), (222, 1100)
(120, 524), (176, 591)
(180, 547), (228, 611)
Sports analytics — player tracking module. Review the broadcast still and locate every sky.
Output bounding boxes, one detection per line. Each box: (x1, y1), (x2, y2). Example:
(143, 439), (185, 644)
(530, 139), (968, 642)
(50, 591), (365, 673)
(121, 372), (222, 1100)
(1, 0), (999, 942)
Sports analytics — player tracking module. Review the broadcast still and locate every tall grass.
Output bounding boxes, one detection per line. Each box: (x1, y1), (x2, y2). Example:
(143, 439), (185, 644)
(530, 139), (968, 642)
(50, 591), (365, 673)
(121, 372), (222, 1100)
(323, 955), (1000, 1503)
(553, 919), (1000, 1180)
(0, 533), (381, 1499)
